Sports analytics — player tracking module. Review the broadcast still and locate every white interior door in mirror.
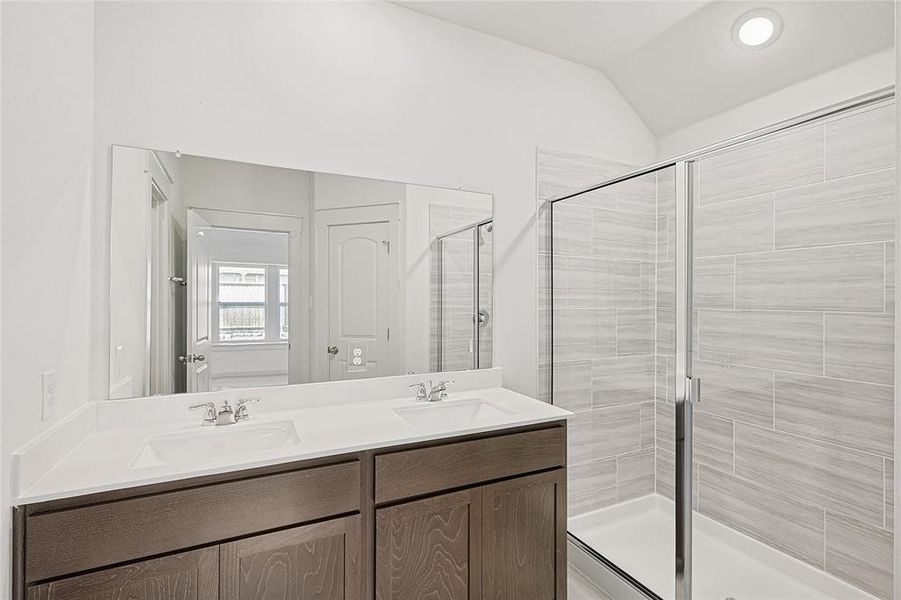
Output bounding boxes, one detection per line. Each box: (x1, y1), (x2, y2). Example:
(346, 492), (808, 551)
(326, 218), (396, 381)
(187, 209), (212, 392)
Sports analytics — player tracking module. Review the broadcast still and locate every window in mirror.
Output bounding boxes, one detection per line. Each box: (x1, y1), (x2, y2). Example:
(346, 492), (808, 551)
(214, 264), (288, 343)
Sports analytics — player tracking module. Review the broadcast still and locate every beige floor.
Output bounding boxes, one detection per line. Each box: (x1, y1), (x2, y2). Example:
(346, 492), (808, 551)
(568, 565), (613, 600)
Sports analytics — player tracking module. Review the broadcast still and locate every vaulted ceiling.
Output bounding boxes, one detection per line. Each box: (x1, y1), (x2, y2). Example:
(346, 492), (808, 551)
(395, 0), (894, 135)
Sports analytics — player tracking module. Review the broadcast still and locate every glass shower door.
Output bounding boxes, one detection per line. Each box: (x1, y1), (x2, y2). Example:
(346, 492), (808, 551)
(552, 164), (679, 599)
(688, 100), (895, 600)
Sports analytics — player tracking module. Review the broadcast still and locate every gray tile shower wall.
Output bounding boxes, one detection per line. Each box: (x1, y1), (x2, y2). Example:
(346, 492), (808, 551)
(538, 99), (896, 600)
(537, 148), (658, 516)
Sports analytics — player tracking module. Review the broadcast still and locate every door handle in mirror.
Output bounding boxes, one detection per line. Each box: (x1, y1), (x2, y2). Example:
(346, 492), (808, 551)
(327, 346), (339, 355)
(178, 354), (206, 364)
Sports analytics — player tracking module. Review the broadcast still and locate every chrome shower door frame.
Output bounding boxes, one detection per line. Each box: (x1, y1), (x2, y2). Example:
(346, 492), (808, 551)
(674, 160), (694, 600)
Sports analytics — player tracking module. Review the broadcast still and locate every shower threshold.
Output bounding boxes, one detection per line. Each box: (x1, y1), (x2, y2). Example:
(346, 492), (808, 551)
(568, 494), (879, 600)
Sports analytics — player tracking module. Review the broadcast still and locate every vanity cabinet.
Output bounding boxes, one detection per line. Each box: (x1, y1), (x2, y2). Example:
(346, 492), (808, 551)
(15, 422), (566, 600)
(375, 470), (565, 600)
(373, 426), (567, 600)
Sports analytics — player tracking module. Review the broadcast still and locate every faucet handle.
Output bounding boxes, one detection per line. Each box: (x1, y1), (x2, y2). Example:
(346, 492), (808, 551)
(434, 380), (454, 401)
(234, 397), (260, 421)
(409, 382), (428, 401)
(189, 402), (217, 424)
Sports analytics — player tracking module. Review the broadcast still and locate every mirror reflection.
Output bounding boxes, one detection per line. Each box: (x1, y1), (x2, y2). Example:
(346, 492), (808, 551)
(109, 148), (493, 398)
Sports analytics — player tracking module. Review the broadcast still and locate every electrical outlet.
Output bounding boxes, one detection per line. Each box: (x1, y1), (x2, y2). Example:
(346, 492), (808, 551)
(42, 370), (57, 421)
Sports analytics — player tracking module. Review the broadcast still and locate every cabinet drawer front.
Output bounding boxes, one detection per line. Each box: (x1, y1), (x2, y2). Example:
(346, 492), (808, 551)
(374, 426), (565, 504)
(26, 460), (360, 584)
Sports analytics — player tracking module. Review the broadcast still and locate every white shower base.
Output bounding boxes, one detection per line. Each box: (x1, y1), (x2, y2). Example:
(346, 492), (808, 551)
(569, 494), (878, 600)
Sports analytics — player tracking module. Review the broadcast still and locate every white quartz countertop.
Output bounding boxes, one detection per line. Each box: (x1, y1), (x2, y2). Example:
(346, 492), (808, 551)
(14, 386), (571, 505)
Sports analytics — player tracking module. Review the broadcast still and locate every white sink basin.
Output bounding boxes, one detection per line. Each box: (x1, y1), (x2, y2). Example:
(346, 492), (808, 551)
(132, 421), (300, 468)
(393, 399), (512, 428)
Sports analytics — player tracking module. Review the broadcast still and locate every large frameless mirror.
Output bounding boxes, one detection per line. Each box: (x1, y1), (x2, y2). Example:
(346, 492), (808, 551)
(108, 147), (493, 399)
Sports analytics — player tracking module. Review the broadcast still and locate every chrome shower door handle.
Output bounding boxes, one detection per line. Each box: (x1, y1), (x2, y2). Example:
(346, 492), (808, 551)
(688, 376), (700, 404)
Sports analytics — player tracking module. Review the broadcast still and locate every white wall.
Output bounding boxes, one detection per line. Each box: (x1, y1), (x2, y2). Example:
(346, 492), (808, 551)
(181, 155), (312, 216)
(312, 172), (405, 211)
(91, 0), (656, 402)
(1, 0), (96, 594)
(658, 49), (895, 158)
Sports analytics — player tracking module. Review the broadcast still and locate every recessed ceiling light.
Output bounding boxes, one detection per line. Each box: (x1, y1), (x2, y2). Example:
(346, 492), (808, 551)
(732, 8), (783, 50)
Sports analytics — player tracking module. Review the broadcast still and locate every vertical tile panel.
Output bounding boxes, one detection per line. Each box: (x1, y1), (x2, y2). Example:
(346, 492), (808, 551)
(536, 147), (625, 201)
(589, 404), (642, 460)
(734, 244), (885, 312)
(568, 458), (617, 517)
(553, 308), (616, 362)
(595, 260), (641, 309)
(698, 465), (825, 568)
(734, 423), (885, 526)
(617, 449), (655, 502)
(693, 194), (774, 257)
(698, 124), (824, 205)
(825, 512), (893, 599)
(591, 355), (655, 409)
(610, 171), (657, 216)
(774, 371), (893, 457)
(592, 208), (657, 262)
(550, 360), (592, 413)
(774, 169), (895, 249)
(824, 312), (894, 385)
(698, 310), (823, 374)
(693, 256), (734, 309)
(616, 308), (654, 356)
(553, 204), (593, 256)
(825, 102), (896, 180)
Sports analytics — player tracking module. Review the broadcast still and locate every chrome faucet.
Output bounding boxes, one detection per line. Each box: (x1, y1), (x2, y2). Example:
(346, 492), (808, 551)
(409, 380), (455, 402)
(190, 398), (260, 426)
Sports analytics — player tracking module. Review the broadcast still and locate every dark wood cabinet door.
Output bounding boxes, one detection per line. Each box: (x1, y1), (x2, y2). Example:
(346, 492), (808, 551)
(26, 547), (218, 600)
(375, 488), (481, 600)
(481, 470), (566, 600)
(220, 515), (361, 600)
